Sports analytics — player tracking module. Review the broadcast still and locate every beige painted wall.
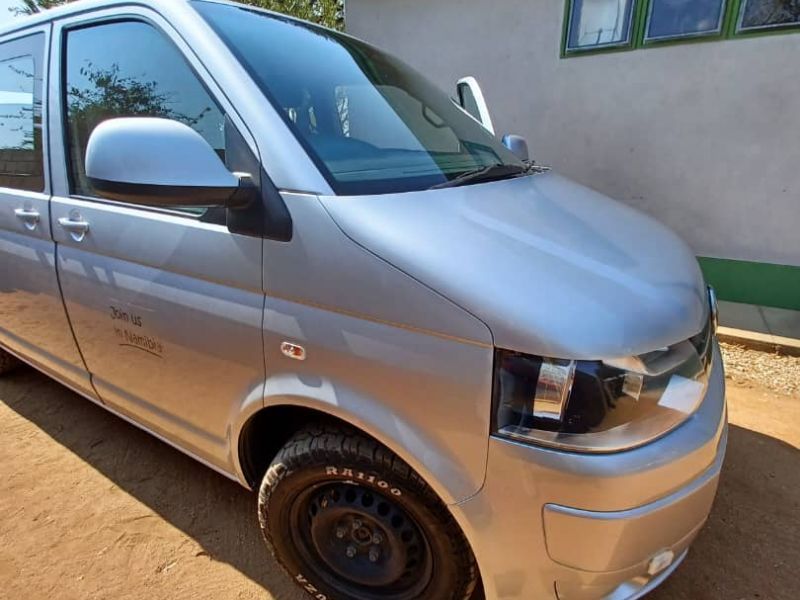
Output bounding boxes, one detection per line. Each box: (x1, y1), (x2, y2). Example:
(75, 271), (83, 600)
(346, 0), (800, 267)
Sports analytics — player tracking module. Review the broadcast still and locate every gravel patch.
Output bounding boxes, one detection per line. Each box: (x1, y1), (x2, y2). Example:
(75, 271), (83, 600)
(721, 342), (800, 397)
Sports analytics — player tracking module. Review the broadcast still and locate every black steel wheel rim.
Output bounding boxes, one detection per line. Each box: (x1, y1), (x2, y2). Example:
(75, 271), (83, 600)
(289, 482), (434, 599)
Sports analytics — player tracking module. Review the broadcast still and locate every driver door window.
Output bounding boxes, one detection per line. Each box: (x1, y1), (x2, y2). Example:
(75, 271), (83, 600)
(64, 20), (226, 213)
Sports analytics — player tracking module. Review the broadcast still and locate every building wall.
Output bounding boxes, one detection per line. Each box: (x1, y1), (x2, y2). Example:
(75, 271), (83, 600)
(346, 0), (800, 309)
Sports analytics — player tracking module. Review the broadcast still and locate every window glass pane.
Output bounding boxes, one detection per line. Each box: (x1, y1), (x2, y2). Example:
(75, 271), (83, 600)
(336, 84), (461, 153)
(195, 2), (522, 196)
(647, 0), (726, 39)
(567, 0), (635, 50)
(64, 21), (225, 201)
(740, 0), (800, 30)
(0, 34), (44, 192)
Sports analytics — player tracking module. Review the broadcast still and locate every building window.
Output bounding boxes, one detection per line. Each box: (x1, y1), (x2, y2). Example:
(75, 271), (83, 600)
(566, 0), (636, 51)
(563, 0), (800, 56)
(645, 0), (728, 40)
(738, 0), (800, 31)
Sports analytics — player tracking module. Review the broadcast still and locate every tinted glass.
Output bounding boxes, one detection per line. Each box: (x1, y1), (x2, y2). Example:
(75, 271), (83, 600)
(647, 0), (726, 39)
(64, 21), (225, 198)
(194, 1), (522, 195)
(740, 0), (800, 30)
(0, 34), (45, 192)
(567, 0), (635, 50)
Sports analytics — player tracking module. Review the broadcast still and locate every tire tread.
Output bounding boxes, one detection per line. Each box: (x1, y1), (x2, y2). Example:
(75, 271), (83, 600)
(258, 422), (478, 600)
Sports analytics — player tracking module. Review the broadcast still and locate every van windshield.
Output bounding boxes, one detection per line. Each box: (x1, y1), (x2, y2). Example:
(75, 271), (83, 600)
(193, 1), (524, 195)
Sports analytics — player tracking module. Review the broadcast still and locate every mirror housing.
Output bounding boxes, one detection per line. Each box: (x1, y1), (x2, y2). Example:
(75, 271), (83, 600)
(85, 117), (255, 209)
(502, 134), (530, 162)
(456, 76), (495, 134)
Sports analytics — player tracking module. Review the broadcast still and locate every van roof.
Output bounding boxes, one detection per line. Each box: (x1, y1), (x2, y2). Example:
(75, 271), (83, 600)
(0, 0), (327, 38)
(0, 0), (283, 37)
(0, 0), (171, 35)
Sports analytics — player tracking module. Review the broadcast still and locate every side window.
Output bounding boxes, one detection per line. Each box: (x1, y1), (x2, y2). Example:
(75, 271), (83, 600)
(739, 0), (800, 31)
(63, 20), (226, 204)
(0, 33), (45, 192)
(646, 0), (727, 41)
(566, 0), (636, 51)
(564, 0), (800, 56)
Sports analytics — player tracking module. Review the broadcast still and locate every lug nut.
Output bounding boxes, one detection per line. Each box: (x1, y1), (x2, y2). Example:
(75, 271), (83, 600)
(335, 526), (347, 539)
(346, 545), (357, 558)
(352, 519), (362, 530)
(369, 546), (380, 563)
(372, 532), (383, 545)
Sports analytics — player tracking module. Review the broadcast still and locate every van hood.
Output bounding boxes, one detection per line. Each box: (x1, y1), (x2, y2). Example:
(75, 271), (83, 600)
(319, 172), (708, 359)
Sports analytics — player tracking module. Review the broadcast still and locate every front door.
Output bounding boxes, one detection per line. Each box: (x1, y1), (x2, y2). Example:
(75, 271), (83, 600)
(49, 13), (266, 470)
(0, 28), (92, 396)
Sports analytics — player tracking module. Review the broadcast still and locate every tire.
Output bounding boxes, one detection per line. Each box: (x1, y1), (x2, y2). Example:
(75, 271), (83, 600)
(0, 349), (21, 376)
(258, 423), (478, 600)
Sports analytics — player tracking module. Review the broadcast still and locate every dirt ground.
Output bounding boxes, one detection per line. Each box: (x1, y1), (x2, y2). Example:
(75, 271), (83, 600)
(1, 350), (798, 600)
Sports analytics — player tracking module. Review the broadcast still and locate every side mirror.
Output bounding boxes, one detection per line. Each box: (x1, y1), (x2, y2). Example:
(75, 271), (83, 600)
(502, 134), (530, 162)
(85, 117), (255, 209)
(456, 76), (495, 134)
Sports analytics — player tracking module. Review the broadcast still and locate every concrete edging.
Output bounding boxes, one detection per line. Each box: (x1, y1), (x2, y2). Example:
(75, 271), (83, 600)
(718, 326), (800, 357)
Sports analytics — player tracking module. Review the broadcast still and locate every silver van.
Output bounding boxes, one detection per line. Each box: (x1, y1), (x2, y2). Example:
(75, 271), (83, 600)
(0, 1), (726, 599)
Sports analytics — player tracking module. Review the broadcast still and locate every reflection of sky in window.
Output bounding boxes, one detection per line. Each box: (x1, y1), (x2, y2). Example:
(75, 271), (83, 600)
(648, 0), (725, 39)
(0, 56), (33, 150)
(570, 0), (633, 48)
(0, 0), (29, 26)
(67, 21), (223, 150)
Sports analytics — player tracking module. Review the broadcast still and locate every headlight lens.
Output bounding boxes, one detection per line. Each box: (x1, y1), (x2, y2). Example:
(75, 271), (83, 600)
(492, 319), (714, 453)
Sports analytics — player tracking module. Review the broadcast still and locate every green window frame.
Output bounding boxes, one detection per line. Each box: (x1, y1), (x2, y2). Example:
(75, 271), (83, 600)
(561, 0), (800, 57)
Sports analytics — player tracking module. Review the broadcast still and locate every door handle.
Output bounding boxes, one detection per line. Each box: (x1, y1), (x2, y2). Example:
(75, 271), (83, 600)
(14, 208), (40, 230)
(58, 216), (90, 241)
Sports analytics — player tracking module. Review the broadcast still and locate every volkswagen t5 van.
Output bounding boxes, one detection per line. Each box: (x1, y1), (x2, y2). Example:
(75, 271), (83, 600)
(0, 1), (726, 599)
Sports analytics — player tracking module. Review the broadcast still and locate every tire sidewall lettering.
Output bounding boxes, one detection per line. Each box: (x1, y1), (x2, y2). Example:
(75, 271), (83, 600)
(295, 573), (328, 600)
(324, 465), (402, 496)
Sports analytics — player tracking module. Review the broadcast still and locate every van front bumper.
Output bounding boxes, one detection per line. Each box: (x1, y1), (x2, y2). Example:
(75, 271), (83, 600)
(452, 343), (727, 600)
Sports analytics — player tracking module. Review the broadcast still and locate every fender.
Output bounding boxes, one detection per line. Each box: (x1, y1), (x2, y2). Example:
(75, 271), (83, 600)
(253, 374), (483, 506)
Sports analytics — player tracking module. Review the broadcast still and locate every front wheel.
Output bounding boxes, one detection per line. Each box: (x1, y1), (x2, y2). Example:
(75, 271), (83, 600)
(258, 424), (478, 600)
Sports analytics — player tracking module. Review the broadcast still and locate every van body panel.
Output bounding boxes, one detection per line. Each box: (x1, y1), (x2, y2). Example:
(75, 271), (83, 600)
(52, 199), (266, 470)
(0, 210), (93, 395)
(320, 172), (709, 360)
(265, 193), (494, 345)
(451, 345), (726, 599)
(261, 192), (494, 502)
(260, 296), (494, 505)
(0, 26), (94, 397)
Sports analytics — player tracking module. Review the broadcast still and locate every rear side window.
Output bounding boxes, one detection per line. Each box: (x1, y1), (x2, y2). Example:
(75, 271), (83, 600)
(0, 33), (45, 192)
(63, 20), (226, 199)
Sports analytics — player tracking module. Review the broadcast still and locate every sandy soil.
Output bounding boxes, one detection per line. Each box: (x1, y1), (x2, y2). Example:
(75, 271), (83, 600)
(1, 361), (798, 600)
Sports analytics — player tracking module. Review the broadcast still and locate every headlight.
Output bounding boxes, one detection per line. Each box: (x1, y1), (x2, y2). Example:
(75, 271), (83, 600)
(492, 318), (714, 453)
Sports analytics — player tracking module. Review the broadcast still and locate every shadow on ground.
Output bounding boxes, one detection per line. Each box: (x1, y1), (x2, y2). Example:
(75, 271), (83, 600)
(1, 369), (302, 600)
(3, 368), (799, 600)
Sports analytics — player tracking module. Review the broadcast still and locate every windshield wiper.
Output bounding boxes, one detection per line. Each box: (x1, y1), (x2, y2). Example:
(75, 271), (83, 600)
(429, 163), (529, 190)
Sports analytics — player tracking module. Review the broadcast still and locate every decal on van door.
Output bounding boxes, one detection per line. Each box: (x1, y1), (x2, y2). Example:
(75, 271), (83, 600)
(110, 305), (164, 357)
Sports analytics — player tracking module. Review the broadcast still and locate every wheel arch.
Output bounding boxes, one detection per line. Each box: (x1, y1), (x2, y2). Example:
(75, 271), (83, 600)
(235, 390), (483, 507)
(237, 399), (487, 599)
